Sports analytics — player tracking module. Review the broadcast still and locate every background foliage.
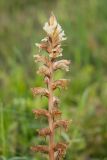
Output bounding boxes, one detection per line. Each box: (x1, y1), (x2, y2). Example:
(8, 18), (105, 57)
(0, 0), (107, 160)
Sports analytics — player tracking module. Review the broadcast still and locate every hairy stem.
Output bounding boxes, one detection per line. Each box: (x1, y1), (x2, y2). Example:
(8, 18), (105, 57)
(48, 60), (54, 160)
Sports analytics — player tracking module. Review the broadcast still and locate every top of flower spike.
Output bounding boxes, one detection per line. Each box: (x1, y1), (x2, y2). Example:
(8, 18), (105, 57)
(43, 13), (57, 35)
(43, 13), (66, 41)
(35, 13), (67, 58)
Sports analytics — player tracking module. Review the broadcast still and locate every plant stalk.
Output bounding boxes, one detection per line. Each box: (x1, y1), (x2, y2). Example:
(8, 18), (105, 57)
(48, 60), (54, 160)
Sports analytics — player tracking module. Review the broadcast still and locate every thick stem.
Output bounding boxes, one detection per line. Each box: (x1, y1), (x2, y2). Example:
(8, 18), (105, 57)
(48, 61), (54, 160)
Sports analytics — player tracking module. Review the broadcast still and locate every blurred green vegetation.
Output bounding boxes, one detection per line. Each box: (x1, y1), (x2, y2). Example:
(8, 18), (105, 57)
(0, 0), (107, 160)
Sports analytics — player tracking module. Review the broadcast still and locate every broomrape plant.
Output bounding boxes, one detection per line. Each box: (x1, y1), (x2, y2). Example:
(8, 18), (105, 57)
(31, 13), (71, 160)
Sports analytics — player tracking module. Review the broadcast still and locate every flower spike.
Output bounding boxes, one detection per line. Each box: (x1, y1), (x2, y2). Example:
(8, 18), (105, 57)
(31, 13), (71, 160)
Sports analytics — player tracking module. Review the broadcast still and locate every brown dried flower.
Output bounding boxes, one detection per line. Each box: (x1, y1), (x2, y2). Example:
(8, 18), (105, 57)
(33, 109), (50, 118)
(54, 143), (68, 160)
(31, 87), (49, 97)
(54, 120), (71, 131)
(38, 128), (51, 137)
(51, 109), (62, 117)
(31, 145), (49, 154)
(52, 79), (69, 90)
(54, 142), (68, 152)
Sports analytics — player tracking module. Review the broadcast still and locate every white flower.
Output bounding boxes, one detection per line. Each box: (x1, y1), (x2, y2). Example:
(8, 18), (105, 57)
(41, 37), (48, 42)
(58, 29), (66, 41)
(43, 22), (57, 35)
(43, 14), (58, 35)
(57, 24), (62, 33)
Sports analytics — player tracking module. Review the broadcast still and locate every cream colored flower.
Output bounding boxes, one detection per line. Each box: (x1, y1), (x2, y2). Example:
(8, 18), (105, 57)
(53, 60), (70, 72)
(43, 14), (66, 42)
(43, 14), (57, 35)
